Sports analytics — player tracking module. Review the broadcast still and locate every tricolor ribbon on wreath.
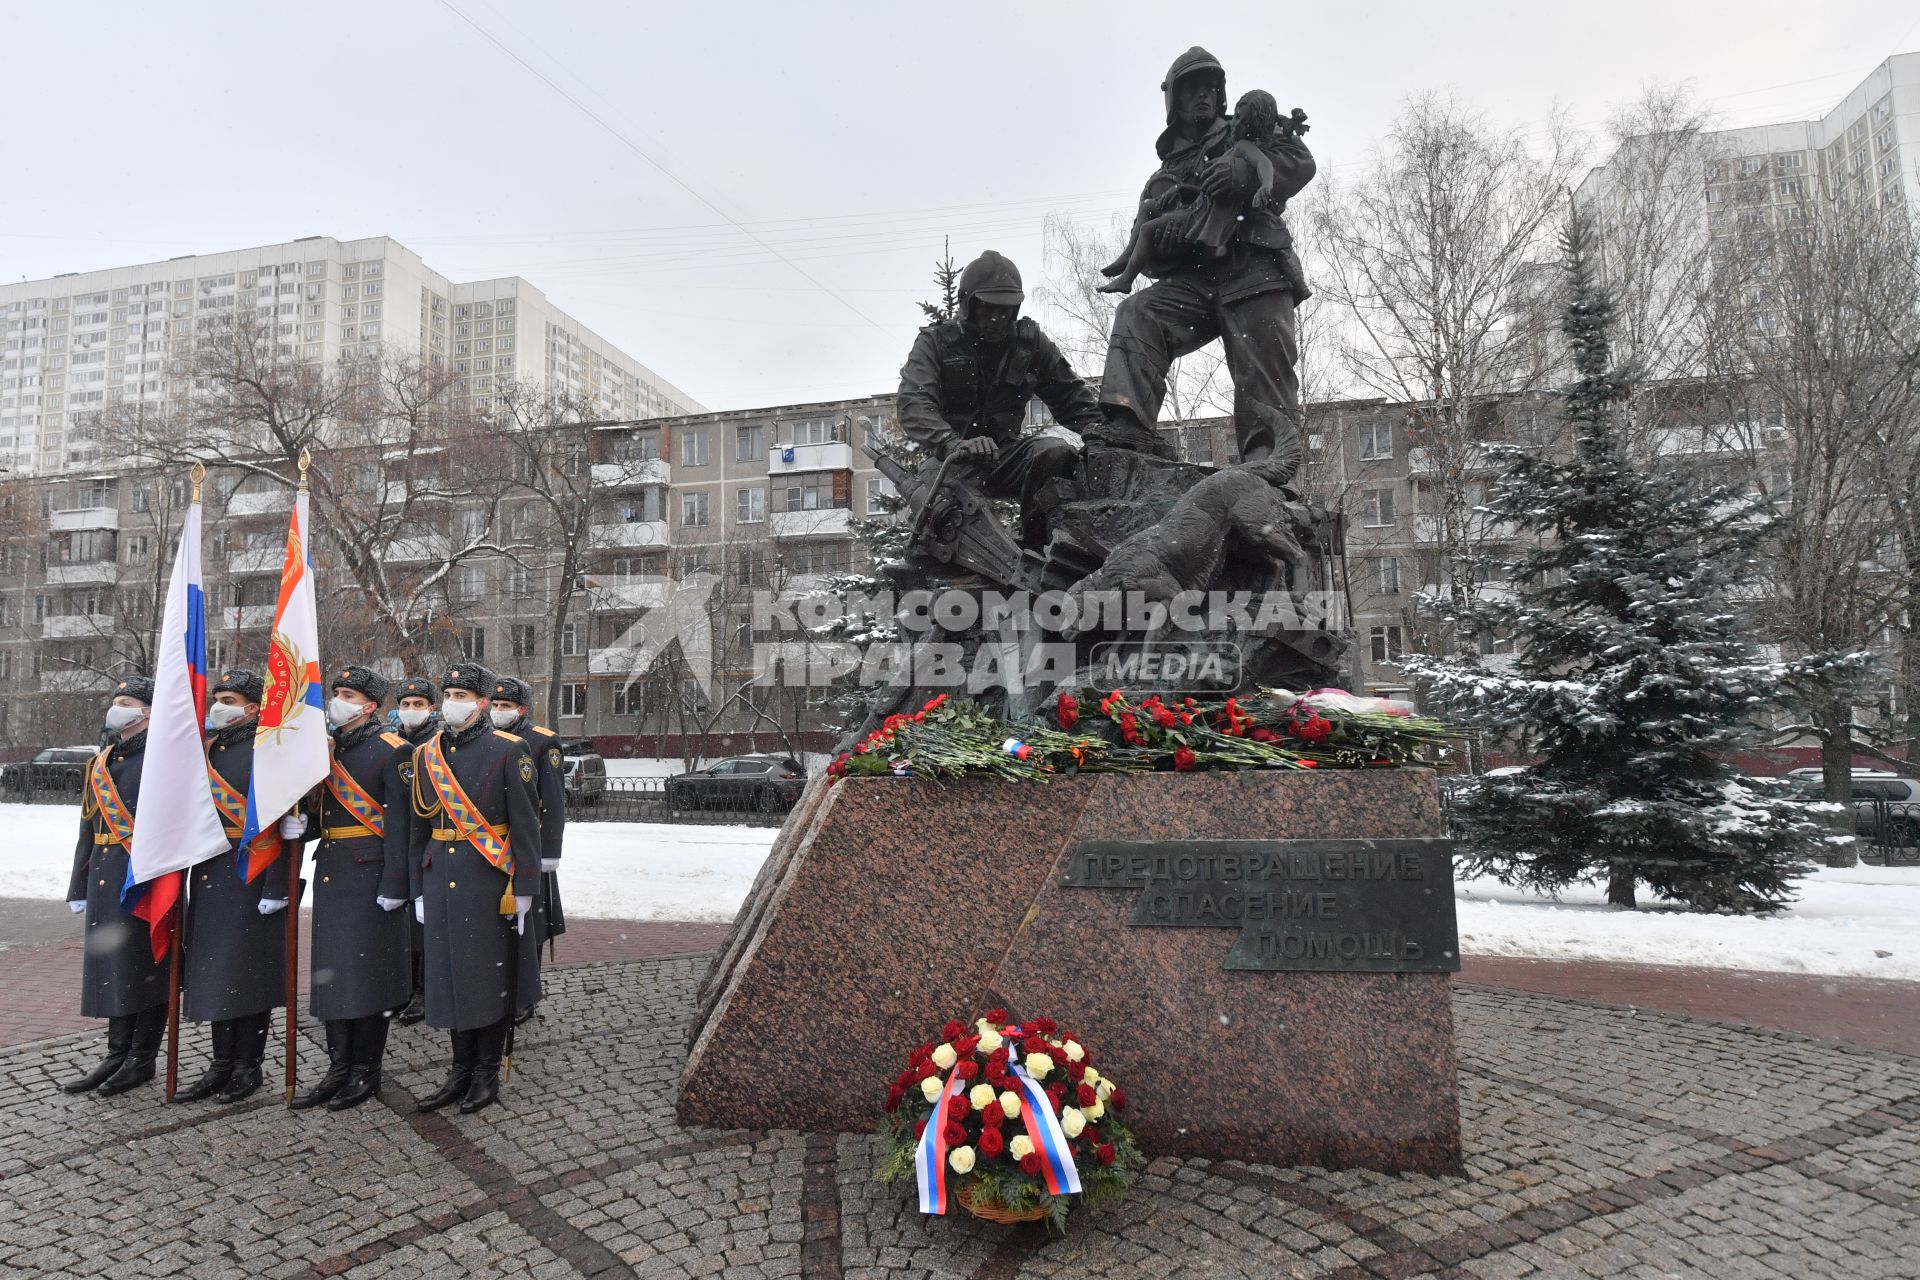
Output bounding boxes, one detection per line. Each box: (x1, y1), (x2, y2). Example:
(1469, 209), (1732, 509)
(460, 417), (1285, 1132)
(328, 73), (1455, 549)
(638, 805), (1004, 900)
(913, 1023), (1083, 1216)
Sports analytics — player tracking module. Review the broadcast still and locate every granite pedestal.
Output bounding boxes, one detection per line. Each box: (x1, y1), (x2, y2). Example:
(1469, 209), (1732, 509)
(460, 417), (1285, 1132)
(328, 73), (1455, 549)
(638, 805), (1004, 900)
(679, 770), (1462, 1174)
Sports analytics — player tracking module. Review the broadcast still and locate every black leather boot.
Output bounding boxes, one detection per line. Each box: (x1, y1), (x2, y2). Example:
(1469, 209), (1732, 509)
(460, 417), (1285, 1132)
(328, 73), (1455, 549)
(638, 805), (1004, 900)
(327, 1015), (389, 1111)
(63, 1015), (134, 1094)
(174, 1018), (235, 1103)
(399, 951), (425, 1024)
(97, 1006), (165, 1097)
(216, 1012), (270, 1103)
(417, 1029), (475, 1112)
(290, 1020), (351, 1110)
(458, 1019), (509, 1115)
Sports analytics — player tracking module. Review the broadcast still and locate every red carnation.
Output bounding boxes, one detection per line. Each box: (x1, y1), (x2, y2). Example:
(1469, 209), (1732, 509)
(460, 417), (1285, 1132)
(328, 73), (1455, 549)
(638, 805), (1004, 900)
(942, 1020), (964, 1041)
(1252, 728), (1277, 743)
(978, 1127), (1005, 1158)
(1298, 714), (1333, 744)
(1076, 1082), (1097, 1107)
(1173, 746), (1196, 771)
(1096, 1143), (1116, 1166)
(915, 1118), (927, 1139)
(885, 1085), (904, 1113)
(1018, 1152), (1043, 1176)
(827, 754), (849, 779)
(1120, 712), (1142, 745)
(984, 1007), (1007, 1022)
(1152, 705), (1177, 729)
(1056, 694), (1079, 730)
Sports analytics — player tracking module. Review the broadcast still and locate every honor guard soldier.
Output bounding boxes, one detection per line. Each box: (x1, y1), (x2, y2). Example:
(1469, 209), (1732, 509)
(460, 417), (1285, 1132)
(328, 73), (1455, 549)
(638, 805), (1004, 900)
(63, 676), (168, 1096)
(486, 675), (566, 1024)
(176, 668), (295, 1104)
(409, 663), (543, 1115)
(288, 665), (414, 1112)
(392, 675), (440, 1025)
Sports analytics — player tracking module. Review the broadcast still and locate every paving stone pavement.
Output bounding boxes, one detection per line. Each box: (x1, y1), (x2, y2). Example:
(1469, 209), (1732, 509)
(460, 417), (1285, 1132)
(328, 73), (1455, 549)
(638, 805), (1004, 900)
(0, 954), (1914, 1280)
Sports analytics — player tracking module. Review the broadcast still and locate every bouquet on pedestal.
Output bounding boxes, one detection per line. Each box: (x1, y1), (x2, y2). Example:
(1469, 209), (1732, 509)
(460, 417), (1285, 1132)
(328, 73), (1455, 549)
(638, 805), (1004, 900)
(876, 1010), (1141, 1233)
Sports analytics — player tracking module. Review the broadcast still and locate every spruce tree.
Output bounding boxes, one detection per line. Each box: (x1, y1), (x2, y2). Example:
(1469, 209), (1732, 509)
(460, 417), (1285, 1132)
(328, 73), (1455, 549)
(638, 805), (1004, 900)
(1404, 215), (1823, 913)
(918, 237), (961, 324)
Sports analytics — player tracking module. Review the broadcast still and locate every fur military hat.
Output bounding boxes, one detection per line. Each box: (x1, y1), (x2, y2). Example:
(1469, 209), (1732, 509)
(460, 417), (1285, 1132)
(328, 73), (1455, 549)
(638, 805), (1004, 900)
(491, 675), (533, 707)
(330, 664), (391, 705)
(112, 674), (156, 706)
(441, 663), (495, 697)
(396, 675), (439, 704)
(212, 667), (265, 703)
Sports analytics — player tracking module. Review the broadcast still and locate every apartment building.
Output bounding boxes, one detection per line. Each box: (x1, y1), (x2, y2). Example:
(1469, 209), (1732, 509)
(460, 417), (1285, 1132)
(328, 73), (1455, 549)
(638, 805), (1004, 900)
(0, 234), (704, 477)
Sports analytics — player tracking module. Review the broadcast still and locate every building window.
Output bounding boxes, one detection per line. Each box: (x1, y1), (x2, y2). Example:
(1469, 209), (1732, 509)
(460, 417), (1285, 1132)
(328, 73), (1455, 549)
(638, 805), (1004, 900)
(126, 534), (151, 562)
(512, 624), (537, 659)
(1358, 421), (1392, 461)
(736, 486), (765, 524)
(1362, 488), (1395, 526)
(1374, 557), (1401, 595)
(778, 473), (840, 512)
(561, 622), (582, 656)
(458, 626), (486, 661)
(784, 541), (848, 575)
(611, 682), (641, 717)
(735, 424), (764, 461)
(510, 565), (535, 597)
(618, 490), (664, 523)
(733, 547), (769, 587)
(455, 564), (486, 601)
(1369, 625), (1405, 663)
(559, 682), (587, 718)
(788, 417), (842, 446)
(681, 429), (710, 467)
(612, 432), (660, 462)
(866, 475), (897, 514)
(682, 492), (711, 527)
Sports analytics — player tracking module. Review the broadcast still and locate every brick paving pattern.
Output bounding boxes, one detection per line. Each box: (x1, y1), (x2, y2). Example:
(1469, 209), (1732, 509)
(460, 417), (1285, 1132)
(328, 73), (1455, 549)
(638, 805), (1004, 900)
(0, 941), (1914, 1278)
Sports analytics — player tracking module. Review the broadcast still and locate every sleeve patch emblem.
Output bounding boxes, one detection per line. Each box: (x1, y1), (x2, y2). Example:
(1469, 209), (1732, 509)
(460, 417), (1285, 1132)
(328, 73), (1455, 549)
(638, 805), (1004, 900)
(519, 757), (536, 783)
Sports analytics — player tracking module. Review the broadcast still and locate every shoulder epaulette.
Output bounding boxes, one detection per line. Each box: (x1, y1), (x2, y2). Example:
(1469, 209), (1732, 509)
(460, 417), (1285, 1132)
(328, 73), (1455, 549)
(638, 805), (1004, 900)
(532, 725), (557, 738)
(380, 732), (407, 748)
(493, 730), (524, 743)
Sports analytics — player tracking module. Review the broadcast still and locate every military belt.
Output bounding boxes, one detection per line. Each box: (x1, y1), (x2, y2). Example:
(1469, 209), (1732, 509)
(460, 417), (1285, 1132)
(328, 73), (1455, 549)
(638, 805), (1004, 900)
(322, 823), (379, 841)
(93, 832), (127, 846)
(221, 825), (246, 839)
(431, 822), (508, 842)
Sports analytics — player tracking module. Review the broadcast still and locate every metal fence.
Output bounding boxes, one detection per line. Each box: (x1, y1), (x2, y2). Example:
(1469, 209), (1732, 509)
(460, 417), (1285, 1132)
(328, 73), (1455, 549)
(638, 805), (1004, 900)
(568, 776), (794, 827)
(1862, 800), (1920, 866)
(0, 773), (85, 806)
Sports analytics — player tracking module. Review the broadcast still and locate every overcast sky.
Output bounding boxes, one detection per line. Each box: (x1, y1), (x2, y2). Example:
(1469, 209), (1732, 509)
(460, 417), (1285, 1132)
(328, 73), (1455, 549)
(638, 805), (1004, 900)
(4, 1), (1916, 411)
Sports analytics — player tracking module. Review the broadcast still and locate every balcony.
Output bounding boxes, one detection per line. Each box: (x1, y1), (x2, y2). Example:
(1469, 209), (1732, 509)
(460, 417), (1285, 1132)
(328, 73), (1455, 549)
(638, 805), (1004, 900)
(385, 533), (452, 563)
(770, 508), (852, 539)
(1407, 446), (1500, 474)
(591, 520), (671, 549)
(229, 546), (283, 574)
(225, 490), (286, 518)
(43, 613), (114, 640)
(590, 580), (673, 611)
(222, 605), (275, 629)
(42, 669), (110, 694)
(767, 442), (853, 475)
(588, 646), (646, 676)
(51, 506), (120, 532)
(46, 561), (118, 586)
(592, 459), (671, 488)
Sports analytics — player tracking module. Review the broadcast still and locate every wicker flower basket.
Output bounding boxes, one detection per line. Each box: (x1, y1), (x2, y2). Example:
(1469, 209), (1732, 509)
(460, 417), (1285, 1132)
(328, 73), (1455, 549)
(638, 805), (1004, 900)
(957, 1182), (1047, 1225)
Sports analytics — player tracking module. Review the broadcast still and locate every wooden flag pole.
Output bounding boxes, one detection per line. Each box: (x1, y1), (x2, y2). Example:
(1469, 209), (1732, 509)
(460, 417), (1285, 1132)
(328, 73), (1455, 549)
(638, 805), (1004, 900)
(284, 842), (301, 1102)
(164, 889), (183, 1101)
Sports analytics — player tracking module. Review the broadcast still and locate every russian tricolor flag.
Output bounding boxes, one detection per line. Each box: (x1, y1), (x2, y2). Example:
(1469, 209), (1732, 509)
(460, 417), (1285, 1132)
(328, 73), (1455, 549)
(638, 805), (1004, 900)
(125, 482), (230, 961)
(237, 478), (327, 879)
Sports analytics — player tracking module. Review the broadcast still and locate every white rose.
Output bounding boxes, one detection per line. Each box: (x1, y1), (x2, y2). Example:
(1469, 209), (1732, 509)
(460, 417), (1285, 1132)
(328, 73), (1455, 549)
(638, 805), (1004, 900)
(931, 1043), (957, 1071)
(1083, 1066), (1100, 1085)
(1023, 1051), (1053, 1080)
(1085, 1098), (1105, 1121)
(969, 1083), (998, 1111)
(1063, 1040), (1085, 1062)
(999, 1090), (1022, 1119)
(948, 1145), (976, 1175)
(978, 1028), (1004, 1053)
(920, 1076), (943, 1103)
(1009, 1134), (1034, 1160)
(1096, 1078), (1114, 1100)
(1060, 1107), (1086, 1138)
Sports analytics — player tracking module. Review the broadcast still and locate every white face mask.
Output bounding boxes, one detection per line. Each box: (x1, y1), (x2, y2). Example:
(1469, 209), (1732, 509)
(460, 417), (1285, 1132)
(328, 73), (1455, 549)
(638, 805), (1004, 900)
(327, 696), (367, 728)
(396, 707), (432, 731)
(206, 702), (248, 731)
(440, 697), (479, 729)
(489, 706), (521, 729)
(104, 704), (145, 733)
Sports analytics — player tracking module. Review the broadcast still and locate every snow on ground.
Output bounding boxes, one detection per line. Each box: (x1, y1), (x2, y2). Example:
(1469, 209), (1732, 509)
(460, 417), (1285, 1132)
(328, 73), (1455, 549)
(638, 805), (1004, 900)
(601, 755), (830, 780)
(6, 800), (1914, 977)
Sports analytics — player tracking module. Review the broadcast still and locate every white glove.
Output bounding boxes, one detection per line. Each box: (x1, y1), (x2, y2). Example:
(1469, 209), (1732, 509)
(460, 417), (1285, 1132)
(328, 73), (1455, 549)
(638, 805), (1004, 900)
(69, 900), (86, 914)
(514, 894), (533, 935)
(376, 895), (406, 912)
(414, 898), (424, 924)
(279, 813), (307, 839)
(258, 898), (288, 915)
(540, 858), (560, 873)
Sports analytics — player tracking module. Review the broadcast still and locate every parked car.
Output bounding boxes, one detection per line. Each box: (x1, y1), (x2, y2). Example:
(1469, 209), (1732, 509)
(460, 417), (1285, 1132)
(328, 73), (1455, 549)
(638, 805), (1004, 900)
(0, 745), (96, 798)
(666, 755), (808, 813)
(559, 741), (607, 806)
(1786, 768), (1920, 846)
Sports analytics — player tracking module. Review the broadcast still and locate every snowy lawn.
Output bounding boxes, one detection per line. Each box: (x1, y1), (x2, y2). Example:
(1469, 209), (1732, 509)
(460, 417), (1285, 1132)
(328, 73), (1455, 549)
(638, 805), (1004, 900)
(8, 801), (1914, 978)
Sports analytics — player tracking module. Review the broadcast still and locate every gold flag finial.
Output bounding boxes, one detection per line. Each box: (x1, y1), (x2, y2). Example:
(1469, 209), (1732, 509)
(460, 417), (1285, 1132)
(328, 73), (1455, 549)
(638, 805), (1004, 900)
(189, 461), (207, 504)
(298, 448), (312, 490)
